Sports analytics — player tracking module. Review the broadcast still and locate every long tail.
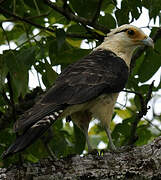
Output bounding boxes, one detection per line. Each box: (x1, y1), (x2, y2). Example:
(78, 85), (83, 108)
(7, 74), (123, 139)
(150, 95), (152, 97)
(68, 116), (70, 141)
(1, 110), (64, 159)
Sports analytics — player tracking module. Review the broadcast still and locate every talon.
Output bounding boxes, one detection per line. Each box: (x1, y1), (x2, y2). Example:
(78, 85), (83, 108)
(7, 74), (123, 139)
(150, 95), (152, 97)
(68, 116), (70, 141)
(88, 149), (99, 155)
(100, 149), (105, 156)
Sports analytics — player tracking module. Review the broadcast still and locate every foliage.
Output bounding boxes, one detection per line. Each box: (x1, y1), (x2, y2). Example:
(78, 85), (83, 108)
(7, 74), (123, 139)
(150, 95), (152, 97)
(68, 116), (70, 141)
(0, 0), (161, 167)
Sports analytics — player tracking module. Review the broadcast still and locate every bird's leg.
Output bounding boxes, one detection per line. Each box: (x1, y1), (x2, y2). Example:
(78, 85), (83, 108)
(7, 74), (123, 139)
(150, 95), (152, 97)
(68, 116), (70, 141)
(71, 111), (94, 152)
(105, 126), (116, 151)
(82, 128), (92, 152)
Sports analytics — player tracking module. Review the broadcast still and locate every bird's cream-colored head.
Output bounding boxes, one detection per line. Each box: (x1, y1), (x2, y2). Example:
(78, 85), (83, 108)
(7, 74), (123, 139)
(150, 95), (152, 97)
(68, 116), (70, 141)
(96, 24), (154, 67)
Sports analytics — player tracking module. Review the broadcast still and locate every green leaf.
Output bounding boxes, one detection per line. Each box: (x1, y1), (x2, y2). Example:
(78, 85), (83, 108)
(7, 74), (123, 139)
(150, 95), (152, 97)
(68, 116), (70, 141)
(0, 94), (6, 106)
(17, 46), (38, 69)
(24, 139), (48, 161)
(48, 11), (69, 25)
(66, 38), (82, 48)
(115, 1), (129, 25)
(3, 49), (32, 100)
(136, 124), (152, 146)
(74, 124), (85, 154)
(67, 24), (86, 34)
(112, 116), (136, 146)
(138, 44), (161, 83)
(126, 74), (139, 91)
(132, 54), (144, 76)
(50, 128), (72, 157)
(48, 39), (90, 67)
(0, 54), (8, 90)
(98, 13), (116, 29)
(56, 29), (66, 51)
(42, 61), (57, 88)
(55, 48), (91, 67)
(23, 0), (50, 14)
(134, 94), (141, 110)
(0, 14), (6, 21)
(104, 4), (115, 14)
(115, 108), (132, 119)
(70, 0), (98, 18)
(142, 0), (161, 20)
(25, 154), (39, 163)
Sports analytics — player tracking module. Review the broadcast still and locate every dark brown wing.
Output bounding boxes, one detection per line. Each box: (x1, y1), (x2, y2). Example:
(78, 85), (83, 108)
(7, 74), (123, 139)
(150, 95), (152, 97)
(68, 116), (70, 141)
(14, 49), (129, 132)
(42, 49), (129, 104)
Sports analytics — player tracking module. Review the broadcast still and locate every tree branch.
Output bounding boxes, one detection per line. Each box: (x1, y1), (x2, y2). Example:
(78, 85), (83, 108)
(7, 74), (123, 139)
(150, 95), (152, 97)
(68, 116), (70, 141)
(0, 6), (56, 34)
(0, 6), (103, 40)
(92, 0), (104, 23)
(128, 81), (154, 145)
(1, 136), (161, 179)
(43, 0), (110, 34)
(0, 12), (52, 23)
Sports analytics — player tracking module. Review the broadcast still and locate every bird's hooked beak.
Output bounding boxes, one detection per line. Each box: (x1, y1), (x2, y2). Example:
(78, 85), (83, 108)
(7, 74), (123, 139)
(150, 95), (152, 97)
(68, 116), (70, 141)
(141, 37), (154, 48)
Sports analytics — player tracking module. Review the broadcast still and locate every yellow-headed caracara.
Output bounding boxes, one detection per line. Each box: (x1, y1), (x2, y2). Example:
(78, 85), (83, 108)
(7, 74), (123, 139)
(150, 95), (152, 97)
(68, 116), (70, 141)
(2, 24), (154, 158)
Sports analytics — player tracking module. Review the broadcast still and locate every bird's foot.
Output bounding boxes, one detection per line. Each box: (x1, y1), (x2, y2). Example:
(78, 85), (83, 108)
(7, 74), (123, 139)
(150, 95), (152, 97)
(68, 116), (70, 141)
(88, 149), (99, 155)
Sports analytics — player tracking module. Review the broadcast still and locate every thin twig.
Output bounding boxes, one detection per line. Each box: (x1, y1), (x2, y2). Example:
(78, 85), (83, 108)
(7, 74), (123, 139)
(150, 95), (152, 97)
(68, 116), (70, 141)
(0, 23), (11, 48)
(0, 6), (100, 40)
(0, 6), (56, 33)
(81, 23), (105, 41)
(43, 0), (110, 33)
(15, 31), (42, 50)
(62, 0), (68, 9)
(33, 0), (41, 15)
(92, 0), (104, 23)
(23, 23), (32, 46)
(128, 81), (154, 145)
(41, 127), (56, 160)
(0, 12), (51, 23)
(145, 118), (161, 133)
(123, 89), (144, 108)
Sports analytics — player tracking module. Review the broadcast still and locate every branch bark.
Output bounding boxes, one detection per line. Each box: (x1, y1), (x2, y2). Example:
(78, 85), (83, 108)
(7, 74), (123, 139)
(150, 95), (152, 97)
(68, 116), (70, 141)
(91, 0), (104, 23)
(0, 6), (102, 40)
(1, 136), (161, 179)
(0, 6), (55, 33)
(124, 81), (154, 145)
(43, 0), (110, 34)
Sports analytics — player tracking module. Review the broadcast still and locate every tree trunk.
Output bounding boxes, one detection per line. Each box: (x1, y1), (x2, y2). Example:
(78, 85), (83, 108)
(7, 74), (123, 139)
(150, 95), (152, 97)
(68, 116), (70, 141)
(1, 136), (161, 180)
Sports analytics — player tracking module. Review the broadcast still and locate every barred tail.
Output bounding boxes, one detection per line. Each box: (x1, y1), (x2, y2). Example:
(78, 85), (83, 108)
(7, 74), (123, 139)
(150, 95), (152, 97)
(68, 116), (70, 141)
(1, 110), (63, 159)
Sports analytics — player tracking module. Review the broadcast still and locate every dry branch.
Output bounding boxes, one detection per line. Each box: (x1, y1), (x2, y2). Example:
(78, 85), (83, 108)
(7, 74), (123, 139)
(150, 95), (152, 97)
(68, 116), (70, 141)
(1, 136), (161, 179)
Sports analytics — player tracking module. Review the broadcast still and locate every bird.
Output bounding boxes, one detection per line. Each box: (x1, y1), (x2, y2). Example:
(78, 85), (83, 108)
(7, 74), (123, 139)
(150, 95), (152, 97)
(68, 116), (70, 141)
(1, 24), (154, 159)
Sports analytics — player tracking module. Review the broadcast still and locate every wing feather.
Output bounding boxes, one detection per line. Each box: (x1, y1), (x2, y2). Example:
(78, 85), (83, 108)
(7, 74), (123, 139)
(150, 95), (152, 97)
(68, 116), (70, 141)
(43, 49), (129, 104)
(14, 49), (128, 132)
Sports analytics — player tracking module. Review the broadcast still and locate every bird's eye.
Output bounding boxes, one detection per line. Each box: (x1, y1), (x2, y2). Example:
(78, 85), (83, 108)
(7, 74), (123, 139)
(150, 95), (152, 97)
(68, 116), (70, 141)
(127, 30), (135, 35)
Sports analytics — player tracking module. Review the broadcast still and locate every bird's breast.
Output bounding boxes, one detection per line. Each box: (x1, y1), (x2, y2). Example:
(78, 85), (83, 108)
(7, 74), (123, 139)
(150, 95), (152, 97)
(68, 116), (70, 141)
(88, 93), (119, 126)
(62, 93), (119, 127)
